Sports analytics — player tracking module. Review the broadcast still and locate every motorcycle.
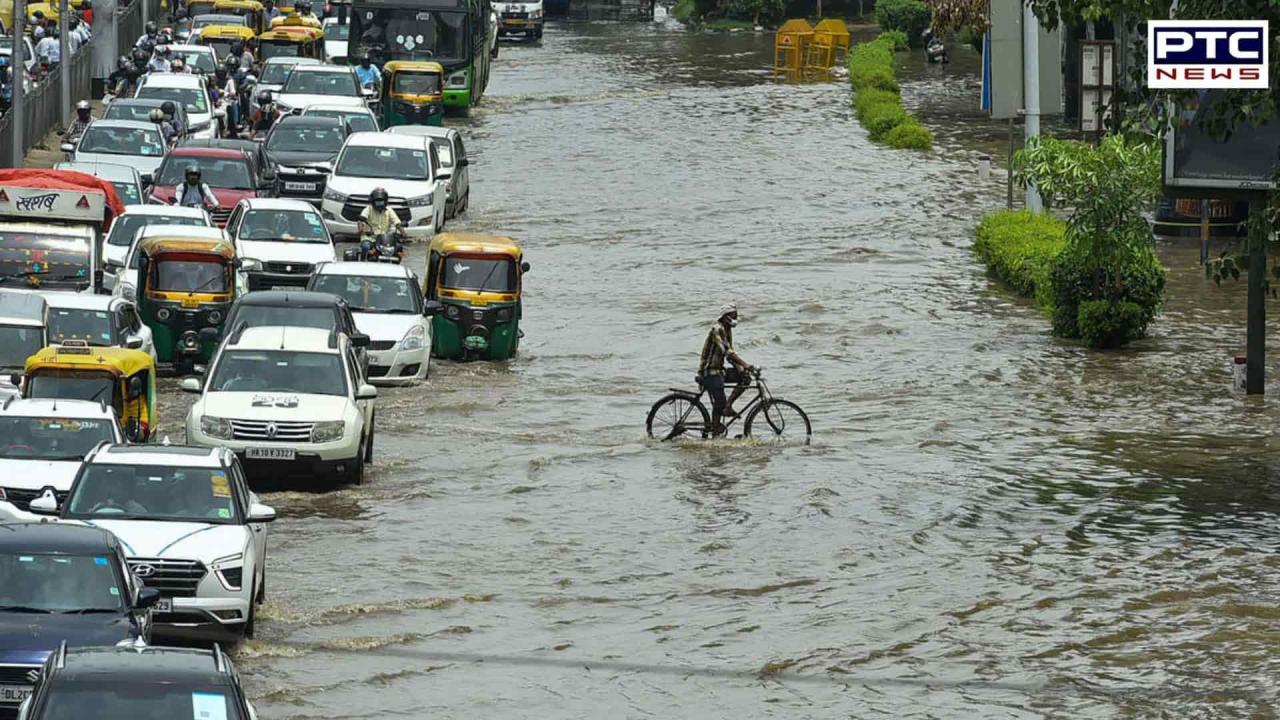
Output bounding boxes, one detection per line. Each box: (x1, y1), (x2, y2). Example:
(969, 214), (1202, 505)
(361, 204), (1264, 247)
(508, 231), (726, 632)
(345, 230), (405, 264)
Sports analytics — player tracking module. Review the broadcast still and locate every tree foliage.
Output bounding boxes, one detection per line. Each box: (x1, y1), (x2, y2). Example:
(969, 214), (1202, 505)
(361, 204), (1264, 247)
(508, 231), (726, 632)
(926, 0), (988, 33)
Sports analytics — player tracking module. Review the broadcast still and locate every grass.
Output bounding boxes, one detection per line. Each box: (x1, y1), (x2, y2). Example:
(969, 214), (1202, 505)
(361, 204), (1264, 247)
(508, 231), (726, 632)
(847, 33), (934, 151)
(706, 17), (756, 30)
(972, 210), (1068, 310)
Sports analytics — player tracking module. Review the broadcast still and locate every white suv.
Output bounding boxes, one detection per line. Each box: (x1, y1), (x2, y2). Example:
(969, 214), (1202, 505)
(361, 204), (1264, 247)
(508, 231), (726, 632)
(0, 398), (122, 514)
(183, 325), (377, 485)
(24, 443), (275, 641)
(224, 198), (337, 291)
(320, 132), (447, 241)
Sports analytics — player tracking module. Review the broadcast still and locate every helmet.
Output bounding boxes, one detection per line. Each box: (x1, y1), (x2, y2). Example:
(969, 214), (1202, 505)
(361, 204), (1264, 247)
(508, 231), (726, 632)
(131, 48), (148, 64)
(160, 100), (176, 116)
(144, 20), (157, 34)
(359, 53), (371, 65)
(369, 187), (389, 209)
(32, 10), (44, 19)
(117, 54), (130, 69)
(75, 100), (90, 118)
(68, 17), (79, 28)
(214, 65), (227, 78)
(184, 165), (201, 183)
(82, 0), (91, 8)
(297, 0), (311, 11)
(148, 108), (165, 123)
(256, 89), (272, 106)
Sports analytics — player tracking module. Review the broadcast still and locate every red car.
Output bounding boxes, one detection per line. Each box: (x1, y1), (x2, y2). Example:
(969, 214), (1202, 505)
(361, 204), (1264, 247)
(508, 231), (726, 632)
(149, 147), (273, 227)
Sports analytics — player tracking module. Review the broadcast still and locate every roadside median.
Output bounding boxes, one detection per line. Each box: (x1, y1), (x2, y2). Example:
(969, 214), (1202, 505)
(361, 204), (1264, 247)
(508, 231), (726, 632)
(847, 32), (933, 151)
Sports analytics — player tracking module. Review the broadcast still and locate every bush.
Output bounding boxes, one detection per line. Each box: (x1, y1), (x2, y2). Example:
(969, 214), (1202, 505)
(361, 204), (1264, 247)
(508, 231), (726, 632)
(854, 88), (900, 120)
(879, 29), (909, 50)
(1076, 300), (1147, 350)
(973, 210), (1067, 308)
(1048, 242), (1165, 347)
(726, 0), (783, 24)
(884, 120), (934, 150)
(848, 36), (900, 92)
(875, 0), (931, 47)
(862, 102), (908, 138)
(849, 63), (900, 92)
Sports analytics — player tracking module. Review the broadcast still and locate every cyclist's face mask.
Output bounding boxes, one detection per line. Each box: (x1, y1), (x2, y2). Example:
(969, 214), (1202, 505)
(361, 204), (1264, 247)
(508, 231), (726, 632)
(372, 198), (387, 210)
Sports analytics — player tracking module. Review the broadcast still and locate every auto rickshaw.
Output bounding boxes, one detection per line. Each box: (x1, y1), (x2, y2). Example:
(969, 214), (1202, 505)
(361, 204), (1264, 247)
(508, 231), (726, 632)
(256, 24), (323, 61)
(423, 233), (529, 361)
(213, 0), (265, 33)
(24, 0), (80, 26)
(269, 11), (320, 28)
(195, 24), (256, 57)
(20, 342), (158, 442)
(135, 237), (238, 372)
(381, 61), (445, 127)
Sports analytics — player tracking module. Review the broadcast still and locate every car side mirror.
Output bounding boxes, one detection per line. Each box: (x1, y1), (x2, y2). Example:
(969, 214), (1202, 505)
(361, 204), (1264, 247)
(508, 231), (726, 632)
(360, 86), (374, 98)
(342, 248), (360, 261)
(136, 587), (161, 608)
(140, 173), (154, 188)
(459, 158), (469, 167)
(198, 327), (221, 343)
(126, 337), (143, 350)
(356, 383), (377, 400)
(349, 332), (370, 348)
(262, 168), (275, 181)
(180, 377), (202, 393)
(128, 375), (144, 397)
(60, 142), (74, 153)
(521, 261), (530, 273)
(423, 300), (442, 316)
(247, 502), (276, 522)
(8, 372), (20, 387)
(29, 492), (58, 515)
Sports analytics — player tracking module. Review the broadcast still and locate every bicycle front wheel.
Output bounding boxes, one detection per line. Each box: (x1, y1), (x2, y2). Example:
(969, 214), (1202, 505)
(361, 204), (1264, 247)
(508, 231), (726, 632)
(646, 393), (710, 441)
(744, 399), (811, 444)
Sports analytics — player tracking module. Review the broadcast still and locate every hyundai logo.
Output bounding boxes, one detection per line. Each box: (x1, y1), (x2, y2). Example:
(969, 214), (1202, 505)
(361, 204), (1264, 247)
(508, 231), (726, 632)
(266, 422), (278, 439)
(25, 668), (39, 684)
(285, 265), (294, 273)
(133, 563), (156, 578)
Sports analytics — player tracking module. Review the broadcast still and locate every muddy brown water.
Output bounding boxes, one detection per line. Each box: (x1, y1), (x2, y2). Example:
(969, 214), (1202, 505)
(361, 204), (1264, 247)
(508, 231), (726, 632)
(148, 17), (1280, 718)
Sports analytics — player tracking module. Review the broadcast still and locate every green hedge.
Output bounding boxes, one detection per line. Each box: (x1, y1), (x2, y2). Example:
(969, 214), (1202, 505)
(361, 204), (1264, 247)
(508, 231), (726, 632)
(875, 0), (930, 47)
(847, 34), (934, 152)
(972, 210), (1066, 310)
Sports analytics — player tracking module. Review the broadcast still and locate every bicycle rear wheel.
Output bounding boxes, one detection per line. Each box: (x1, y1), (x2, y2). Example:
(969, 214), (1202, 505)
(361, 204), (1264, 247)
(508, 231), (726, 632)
(646, 393), (710, 441)
(744, 399), (811, 444)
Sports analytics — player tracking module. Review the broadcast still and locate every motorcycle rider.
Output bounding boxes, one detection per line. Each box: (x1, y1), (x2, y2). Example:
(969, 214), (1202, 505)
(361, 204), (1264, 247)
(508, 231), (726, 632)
(149, 108), (177, 144)
(175, 166), (219, 209)
(63, 100), (94, 142)
(80, 0), (93, 26)
(354, 54), (380, 91)
(31, 10), (47, 39)
(228, 40), (254, 73)
(147, 44), (172, 73)
(160, 100), (185, 138)
(212, 66), (239, 134)
(107, 55), (137, 96)
(170, 57), (190, 74)
(357, 188), (404, 258)
(135, 21), (159, 52)
(294, 0), (319, 21)
(249, 90), (277, 136)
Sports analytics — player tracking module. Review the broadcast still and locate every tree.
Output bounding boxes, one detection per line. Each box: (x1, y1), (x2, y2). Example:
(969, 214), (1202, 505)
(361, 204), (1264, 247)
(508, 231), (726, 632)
(927, 0), (988, 33)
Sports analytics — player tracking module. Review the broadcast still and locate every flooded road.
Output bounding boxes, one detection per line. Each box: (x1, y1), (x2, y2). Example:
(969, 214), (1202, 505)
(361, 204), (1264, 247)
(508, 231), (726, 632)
(213, 18), (1280, 718)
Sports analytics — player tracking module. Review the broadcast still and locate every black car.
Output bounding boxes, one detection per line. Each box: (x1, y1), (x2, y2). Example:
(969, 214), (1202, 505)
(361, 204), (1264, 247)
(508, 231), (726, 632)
(0, 524), (157, 719)
(177, 137), (276, 189)
(264, 116), (348, 206)
(217, 290), (369, 371)
(17, 645), (257, 719)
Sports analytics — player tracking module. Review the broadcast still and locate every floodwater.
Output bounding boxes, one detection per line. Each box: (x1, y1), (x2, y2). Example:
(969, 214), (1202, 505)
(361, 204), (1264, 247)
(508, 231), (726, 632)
(190, 18), (1280, 719)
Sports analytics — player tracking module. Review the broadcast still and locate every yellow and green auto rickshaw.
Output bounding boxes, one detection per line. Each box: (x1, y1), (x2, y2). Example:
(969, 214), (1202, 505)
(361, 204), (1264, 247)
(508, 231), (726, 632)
(256, 23), (324, 61)
(423, 233), (529, 361)
(135, 237), (238, 372)
(194, 24), (256, 58)
(212, 0), (265, 33)
(21, 342), (158, 442)
(381, 61), (445, 127)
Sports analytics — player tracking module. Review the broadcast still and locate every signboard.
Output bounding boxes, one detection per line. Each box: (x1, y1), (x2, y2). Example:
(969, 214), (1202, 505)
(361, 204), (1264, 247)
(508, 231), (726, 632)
(1163, 89), (1280, 197)
(0, 186), (104, 223)
(982, 3), (1063, 119)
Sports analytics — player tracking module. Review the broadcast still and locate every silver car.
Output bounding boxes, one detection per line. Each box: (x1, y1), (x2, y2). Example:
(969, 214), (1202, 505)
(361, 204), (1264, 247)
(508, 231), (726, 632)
(54, 161), (150, 206)
(62, 120), (169, 177)
(385, 125), (471, 218)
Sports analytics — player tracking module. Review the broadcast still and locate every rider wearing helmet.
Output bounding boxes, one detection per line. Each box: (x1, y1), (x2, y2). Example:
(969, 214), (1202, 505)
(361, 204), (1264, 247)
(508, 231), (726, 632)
(212, 65), (239, 133)
(697, 303), (754, 437)
(354, 53), (380, 91)
(358, 188), (403, 239)
(250, 90), (277, 135)
(63, 100), (94, 141)
(295, 0), (318, 20)
(175, 166), (219, 209)
(229, 40), (254, 73)
(147, 44), (171, 73)
(159, 100), (184, 137)
(135, 20), (158, 51)
(148, 108), (177, 143)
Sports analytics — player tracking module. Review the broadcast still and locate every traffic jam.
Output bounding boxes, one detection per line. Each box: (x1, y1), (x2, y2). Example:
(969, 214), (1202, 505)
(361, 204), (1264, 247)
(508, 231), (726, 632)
(0, 1), (532, 716)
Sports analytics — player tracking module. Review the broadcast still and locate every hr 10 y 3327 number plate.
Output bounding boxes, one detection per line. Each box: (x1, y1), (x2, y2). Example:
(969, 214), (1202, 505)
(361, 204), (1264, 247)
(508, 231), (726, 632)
(246, 447), (296, 460)
(0, 684), (32, 705)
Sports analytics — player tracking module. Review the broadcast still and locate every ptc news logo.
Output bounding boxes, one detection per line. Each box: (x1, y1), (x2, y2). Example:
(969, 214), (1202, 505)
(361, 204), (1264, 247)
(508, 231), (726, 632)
(1148, 20), (1269, 89)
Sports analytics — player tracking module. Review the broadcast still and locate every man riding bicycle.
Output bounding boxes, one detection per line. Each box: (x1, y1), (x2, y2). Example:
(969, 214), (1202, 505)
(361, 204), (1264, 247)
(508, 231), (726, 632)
(698, 303), (753, 437)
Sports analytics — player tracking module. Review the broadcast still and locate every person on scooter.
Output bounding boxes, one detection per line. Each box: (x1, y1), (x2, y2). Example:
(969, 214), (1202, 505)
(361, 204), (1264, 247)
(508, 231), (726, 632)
(63, 100), (94, 142)
(107, 55), (136, 96)
(147, 45), (171, 73)
(160, 100), (185, 137)
(357, 188), (404, 259)
(212, 66), (239, 134)
(228, 40), (254, 73)
(249, 90), (277, 137)
(175, 166), (219, 209)
(135, 21), (159, 52)
(149, 108), (178, 144)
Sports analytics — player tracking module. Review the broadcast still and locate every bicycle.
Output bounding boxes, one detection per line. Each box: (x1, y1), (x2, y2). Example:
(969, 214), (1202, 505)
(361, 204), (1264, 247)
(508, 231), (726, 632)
(646, 367), (811, 443)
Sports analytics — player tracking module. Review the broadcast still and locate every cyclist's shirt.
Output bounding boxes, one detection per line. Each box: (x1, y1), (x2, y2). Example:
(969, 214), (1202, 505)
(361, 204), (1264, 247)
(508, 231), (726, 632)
(698, 322), (733, 376)
(360, 206), (401, 236)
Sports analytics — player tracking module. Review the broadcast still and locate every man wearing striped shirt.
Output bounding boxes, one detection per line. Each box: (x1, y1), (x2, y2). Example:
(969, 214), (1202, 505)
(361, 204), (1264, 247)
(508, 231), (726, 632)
(698, 303), (753, 437)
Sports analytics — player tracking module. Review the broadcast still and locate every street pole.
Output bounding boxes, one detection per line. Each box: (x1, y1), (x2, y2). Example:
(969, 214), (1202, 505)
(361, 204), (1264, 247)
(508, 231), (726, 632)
(1246, 197), (1266, 394)
(12, 0), (25, 167)
(1022, 1), (1043, 211)
(59, 0), (70, 127)
(142, 0), (149, 39)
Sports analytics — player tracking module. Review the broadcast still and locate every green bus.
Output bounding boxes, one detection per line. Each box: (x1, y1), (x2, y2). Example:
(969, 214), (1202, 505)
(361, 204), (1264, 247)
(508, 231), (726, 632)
(348, 0), (493, 112)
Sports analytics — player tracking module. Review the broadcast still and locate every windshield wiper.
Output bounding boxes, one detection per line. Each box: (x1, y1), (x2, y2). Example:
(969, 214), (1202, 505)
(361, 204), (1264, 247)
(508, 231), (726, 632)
(475, 261), (502, 293)
(189, 274), (225, 296)
(0, 605), (52, 613)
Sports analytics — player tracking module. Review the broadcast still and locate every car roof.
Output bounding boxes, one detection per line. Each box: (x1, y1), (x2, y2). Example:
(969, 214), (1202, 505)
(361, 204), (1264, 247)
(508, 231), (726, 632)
(240, 198), (321, 211)
(39, 292), (117, 311)
(235, 290), (342, 308)
(54, 162), (142, 181)
(275, 115), (343, 130)
(288, 64), (352, 74)
(167, 146), (248, 160)
(91, 443), (224, 466)
(0, 523), (117, 556)
(346, 131), (421, 149)
(231, 325), (338, 352)
(165, 43), (213, 52)
(179, 138), (262, 154)
(264, 55), (321, 66)
(0, 290), (47, 321)
(118, 204), (209, 219)
(387, 125), (455, 140)
(315, 261), (411, 279)
(0, 397), (118, 420)
(141, 73), (205, 88)
(57, 646), (230, 685)
(85, 119), (158, 132)
(302, 103), (373, 115)
(136, 225), (228, 241)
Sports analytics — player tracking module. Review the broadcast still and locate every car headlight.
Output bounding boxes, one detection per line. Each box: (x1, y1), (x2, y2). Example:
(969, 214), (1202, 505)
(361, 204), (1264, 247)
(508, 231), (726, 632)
(530, 8), (543, 17)
(211, 553), (243, 590)
(200, 415), (233, 440)
(407, 193), (433, 207)
(323, 187), (348, 202)
(447, 70), (468, 88)
(400, 324), (425, 351)
(311, 420), (345, 443)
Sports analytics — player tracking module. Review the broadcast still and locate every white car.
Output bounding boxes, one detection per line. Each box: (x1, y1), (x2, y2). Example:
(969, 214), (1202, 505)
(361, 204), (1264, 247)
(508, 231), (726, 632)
(272, 64), (370, 116)
(183, 325), (377, 485)
(308, 262), (430, 384)
(159, 43), (218, 75)
(102, 205), (213, 292)
(0, 398), (122, 513)
(322, 17), (349, 62)
(494, 0), (544, 38)
(252, 56), (323, 116)
(386, 125), (471, 219)
(0, 291), (47, 390)
(320, 132), (447, 241)
(224, 199), (336, 291)
(64, 120), (168, 177)
(41, 293), (156, 361)
(114, 225), (238, 302)
(300, 102), (380, 133)
(20, 444), (275, 641)
(136, 72), (220, 139)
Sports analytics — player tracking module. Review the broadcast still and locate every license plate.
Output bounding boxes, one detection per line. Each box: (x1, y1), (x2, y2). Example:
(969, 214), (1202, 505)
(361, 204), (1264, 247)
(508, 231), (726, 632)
(181, 297), (200, 308)
(0, 685), (32, 705)
(247, 447), (296, 460)
(285, 181), (316, 192)
(506, 18), (525, 23)
(156, 598), (172, 613)
(271, 285), (294, 291)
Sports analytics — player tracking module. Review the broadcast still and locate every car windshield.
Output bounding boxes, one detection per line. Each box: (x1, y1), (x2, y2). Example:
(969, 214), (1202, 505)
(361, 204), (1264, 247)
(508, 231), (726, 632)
(260, 41), (305, 60)
(393, 72), (440, 95)
(442, 256), (516, 293)
(282, 70), (358, 96)
(153, 259), (228, 293)
(266, 124), (344, 153)
(260, 60), (305, 84)
(336, 145), (429, 180)
(239, 209), (329, 242)
(230, 305), (335, 331)
(77, 126), (165, 157)
(103, 102), (165, 122)
(311, 275), (417, 313)
(352, 8), (466, 62)
(0, 553), (123, 612)
(0, 416), (116, 461)
(210, 349), (347, 395)
(157, 157), (253, 188)
(65, 464), (239, 523)
(110, 181), (142, 205)
(173, 50), (216, 73)
(136, 85), (208, 115)
(107, 214), (208, 247)
(0, 325), (44, 368)
(41, 683), (246, 720)
(305, 109), (375, 132)
(48, 308), (114, 346)
(27, 371), (119, 407)
(0, 231), (91, 290)
(193, 13), (245, 26)
(325, 23), (349, 40)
